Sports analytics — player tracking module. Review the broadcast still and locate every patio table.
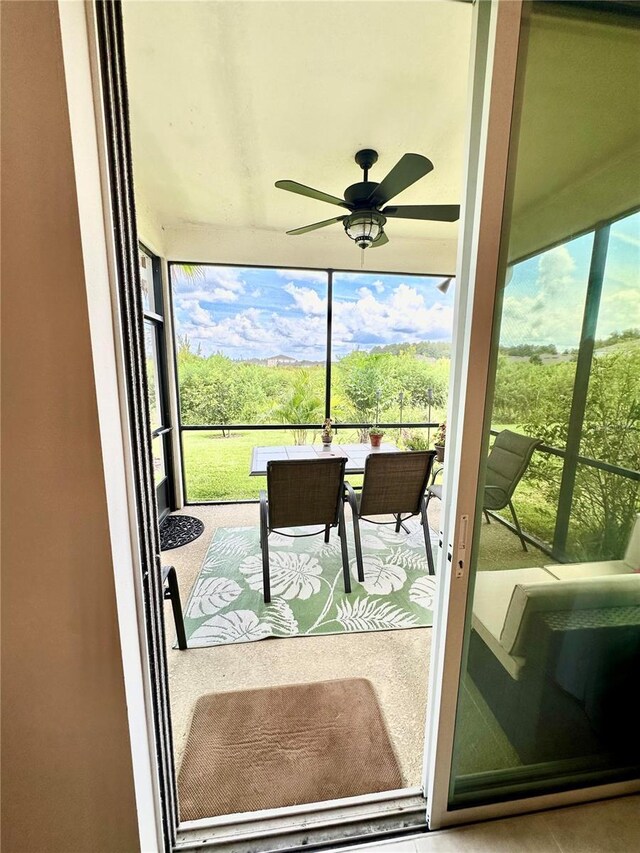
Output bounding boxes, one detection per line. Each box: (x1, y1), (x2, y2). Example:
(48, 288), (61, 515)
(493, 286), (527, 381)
(249, 441), (400, 476)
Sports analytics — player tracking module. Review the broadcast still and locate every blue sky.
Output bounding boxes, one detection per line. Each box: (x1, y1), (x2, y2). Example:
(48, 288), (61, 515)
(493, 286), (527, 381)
(171, 212), (638, 360)
(171, 266), (455, 360)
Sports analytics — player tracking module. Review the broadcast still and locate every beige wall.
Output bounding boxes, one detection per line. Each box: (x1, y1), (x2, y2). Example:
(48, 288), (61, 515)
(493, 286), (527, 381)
(1, 3), (140, 851)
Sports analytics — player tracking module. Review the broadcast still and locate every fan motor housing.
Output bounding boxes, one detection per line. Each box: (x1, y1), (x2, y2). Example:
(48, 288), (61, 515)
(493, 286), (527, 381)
(344, 182), (379, 208)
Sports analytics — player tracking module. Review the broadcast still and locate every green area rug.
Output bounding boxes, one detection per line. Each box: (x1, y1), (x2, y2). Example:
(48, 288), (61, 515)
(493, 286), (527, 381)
(183, 521), (438, 648)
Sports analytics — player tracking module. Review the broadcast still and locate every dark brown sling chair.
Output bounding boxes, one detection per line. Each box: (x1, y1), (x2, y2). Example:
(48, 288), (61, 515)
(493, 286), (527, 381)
(259, 457), (350, 603)
(344, 450), (437, 580)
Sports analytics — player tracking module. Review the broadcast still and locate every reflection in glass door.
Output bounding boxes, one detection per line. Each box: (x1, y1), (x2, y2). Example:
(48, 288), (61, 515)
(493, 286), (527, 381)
(441, 0), (639, 815)
(140, 244), (175, 519)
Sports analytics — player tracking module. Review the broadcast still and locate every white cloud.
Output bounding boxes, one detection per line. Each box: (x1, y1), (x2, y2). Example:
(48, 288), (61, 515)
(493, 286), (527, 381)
(179, 305), (327, 359)
(283, 283), (327, 316)
(276, 268), (327, 285)
(611, 231), (640, 249)
(173, 266), (246, 300)
(176, 274), (454, 359)
(372, 279), (385, 293)
(189, 303), (213, 325)
(209, 288), (240, 302)
(333, 283), (453, 347)
(597, 286), (640, 336)
(501, 246), (585, 348)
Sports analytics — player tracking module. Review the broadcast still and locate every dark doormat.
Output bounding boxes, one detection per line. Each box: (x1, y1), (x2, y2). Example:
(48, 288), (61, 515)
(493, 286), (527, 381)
(160, 515), (204, 551)
(177, 678), (403, 820)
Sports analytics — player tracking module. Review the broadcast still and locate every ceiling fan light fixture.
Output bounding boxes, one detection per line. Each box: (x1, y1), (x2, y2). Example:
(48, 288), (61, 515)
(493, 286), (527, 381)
(344, 211), (386, 249)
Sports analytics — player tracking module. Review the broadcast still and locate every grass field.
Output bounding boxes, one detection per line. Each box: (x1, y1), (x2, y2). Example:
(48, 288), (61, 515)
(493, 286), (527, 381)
(182, 428), (382, 502)
(183, 429), (291, 502)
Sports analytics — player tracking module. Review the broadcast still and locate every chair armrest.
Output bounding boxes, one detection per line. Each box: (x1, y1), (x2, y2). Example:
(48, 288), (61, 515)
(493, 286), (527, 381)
(259, 489), (269, 533)
(344, 481), (359, 516)
(430, 464), (444, 485)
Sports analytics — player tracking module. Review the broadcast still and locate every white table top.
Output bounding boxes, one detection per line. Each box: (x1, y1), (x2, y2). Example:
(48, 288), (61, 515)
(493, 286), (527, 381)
(249, 442), (400, 476)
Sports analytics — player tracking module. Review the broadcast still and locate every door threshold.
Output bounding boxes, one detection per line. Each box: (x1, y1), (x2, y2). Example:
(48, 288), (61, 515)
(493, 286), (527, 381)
(174, 787), (427, 852)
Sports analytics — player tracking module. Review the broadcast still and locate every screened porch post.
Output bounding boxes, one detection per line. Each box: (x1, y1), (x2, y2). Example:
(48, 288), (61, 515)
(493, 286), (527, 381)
(325, 269), (333, 420)
(552, 223), (611, 560)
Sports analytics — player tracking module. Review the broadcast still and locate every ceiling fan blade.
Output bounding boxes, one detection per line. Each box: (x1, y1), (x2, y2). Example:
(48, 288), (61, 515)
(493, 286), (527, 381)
(276, 180), (351, 209)
(367, 154), (434, 207)
(286, 216), (346, 236)
(383, 204), (460, 222)
(370, 231), (389, 249)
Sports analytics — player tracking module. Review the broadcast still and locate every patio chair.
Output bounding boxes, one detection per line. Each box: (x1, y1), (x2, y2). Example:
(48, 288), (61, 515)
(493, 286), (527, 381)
(163, 565), (187, 650)
(425, 429), (541, 551)
(260, 457), (350, 603)
(344, 450), (437, 579)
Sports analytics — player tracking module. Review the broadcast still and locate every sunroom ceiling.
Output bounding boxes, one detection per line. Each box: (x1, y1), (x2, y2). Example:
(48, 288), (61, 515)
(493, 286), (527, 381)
(122, 0), (473, 272)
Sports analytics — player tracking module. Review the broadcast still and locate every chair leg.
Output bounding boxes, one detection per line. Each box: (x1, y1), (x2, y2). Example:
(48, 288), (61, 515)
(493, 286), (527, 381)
(345, 483), (364, 582)
(338, 502), (351, 594)
(324, 525), (330, 543)
(259, 490), (271, 602)
(421, 497), (435, 576)
(484, 509), (491, 524)
(261, 534), (271, 603)
(509, 499), (528, 552)
(165, 566), (187, 650)
(351, 512), (364, 582)
(395, 513), (402, 533)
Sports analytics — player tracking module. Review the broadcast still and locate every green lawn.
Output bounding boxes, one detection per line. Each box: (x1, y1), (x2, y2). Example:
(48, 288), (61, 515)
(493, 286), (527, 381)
(183, 429), (371, 502)
(183, 429), (291, 501)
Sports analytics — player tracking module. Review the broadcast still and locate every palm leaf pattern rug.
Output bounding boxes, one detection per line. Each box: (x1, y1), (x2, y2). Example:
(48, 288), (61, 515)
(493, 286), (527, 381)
(182, 520), (438, 648)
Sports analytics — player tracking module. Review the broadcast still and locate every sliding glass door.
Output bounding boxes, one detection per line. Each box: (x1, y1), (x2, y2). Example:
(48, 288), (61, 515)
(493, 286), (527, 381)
(426, 0), (639, 827)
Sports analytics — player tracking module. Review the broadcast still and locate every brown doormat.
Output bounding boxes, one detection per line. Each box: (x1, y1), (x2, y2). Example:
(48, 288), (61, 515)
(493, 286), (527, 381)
(178, 678), (403, 820)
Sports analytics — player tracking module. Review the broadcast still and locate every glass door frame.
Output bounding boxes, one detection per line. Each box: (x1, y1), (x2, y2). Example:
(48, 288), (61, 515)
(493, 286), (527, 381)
(141, 243), (176, 520)
(423, 0), (640, 830)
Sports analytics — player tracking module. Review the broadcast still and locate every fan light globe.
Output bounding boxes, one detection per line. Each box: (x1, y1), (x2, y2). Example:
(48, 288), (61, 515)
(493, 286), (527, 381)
(344, 211), (385, 249)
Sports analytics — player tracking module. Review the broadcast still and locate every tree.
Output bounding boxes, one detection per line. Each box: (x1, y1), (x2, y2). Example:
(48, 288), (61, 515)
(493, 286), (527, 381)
(521, 349), (640, 560)
(337, 352), (395, 437)
(179, 354), (247, 435)
(391, 353), (448, 412)
(270, 370), (324, 444)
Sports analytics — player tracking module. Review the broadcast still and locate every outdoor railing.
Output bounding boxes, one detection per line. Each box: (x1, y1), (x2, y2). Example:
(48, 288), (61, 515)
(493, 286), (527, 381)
(487, 428), (640, 560)
(178, 421), (441, 505)
(180, 422), (441, 431)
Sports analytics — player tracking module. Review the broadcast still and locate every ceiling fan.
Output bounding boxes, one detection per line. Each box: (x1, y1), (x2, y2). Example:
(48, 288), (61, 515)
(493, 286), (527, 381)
(275, 149), (460, 250)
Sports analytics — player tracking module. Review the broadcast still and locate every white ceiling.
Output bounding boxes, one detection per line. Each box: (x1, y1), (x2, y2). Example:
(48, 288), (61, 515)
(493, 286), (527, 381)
(122, 0), (473, 270)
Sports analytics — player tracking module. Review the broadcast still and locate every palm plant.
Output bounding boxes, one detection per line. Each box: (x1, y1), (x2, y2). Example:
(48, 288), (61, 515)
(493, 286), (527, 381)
(178, 264), (205, 281)
(271, 371), (324, 444)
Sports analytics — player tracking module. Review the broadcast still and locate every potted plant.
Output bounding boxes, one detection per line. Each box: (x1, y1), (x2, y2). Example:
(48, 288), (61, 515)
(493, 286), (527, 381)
(403, 430), (430, 451)
(321, 418), (333, 447)
(434, 422), (446, 462)
(368, 426), (385, 448)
